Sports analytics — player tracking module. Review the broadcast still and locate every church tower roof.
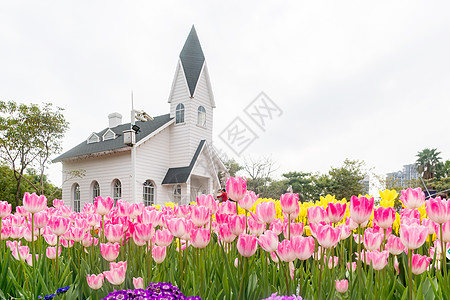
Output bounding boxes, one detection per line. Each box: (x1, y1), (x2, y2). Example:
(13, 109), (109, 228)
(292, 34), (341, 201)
(179, 25), (205, 97)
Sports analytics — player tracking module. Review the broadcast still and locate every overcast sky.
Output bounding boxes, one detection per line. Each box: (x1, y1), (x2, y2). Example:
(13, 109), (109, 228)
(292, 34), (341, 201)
(1, 1), (449, 189)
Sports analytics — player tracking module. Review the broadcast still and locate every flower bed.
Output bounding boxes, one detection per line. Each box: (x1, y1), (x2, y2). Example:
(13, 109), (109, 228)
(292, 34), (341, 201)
(0, 178), (449, 300)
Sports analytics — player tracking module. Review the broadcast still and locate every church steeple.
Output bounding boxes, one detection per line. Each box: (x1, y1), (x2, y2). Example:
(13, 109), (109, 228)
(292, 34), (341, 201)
(179, 26), (205, 97)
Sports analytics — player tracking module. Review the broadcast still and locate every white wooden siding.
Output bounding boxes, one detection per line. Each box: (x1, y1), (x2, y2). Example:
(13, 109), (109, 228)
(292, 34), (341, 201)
(61, 151), (131, 209)
(135, 127), (170, 205)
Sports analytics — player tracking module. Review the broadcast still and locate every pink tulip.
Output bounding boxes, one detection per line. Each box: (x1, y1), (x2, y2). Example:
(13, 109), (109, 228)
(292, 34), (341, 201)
(337, 224), (351, 241)
(215, 213), (230, 225)
(83, 203), (95, 214)
(132, 277), (144, 289)
(385, 235), (406, 255)
(326, 256), (339, 269)
(134, 223), (155, 242)
(94, 196), (114, 216)
(218, 223), (237, 243)
(335, 279), (349, 293)
(255, 201), (276, 224)
(218, 201), (237, 216)
(229, 215), (246, 236)
(307, 206), (327, 224)
(270, 219), (283, 235)
(155, 229), (173, 247)
(363, 228), (383, 251)
(48, 216), (70, 236)
(258, 230), (279, 252)
(104, 223), (124, 243)
(239, 191), (259, 210)
(87, 274), (104, 290)
(374, 207), (395, 229)
(400, 188), (425, 209)
(116, 200), (130, 217)
(52, 199), (64, 208)
(190, 228), (210, 248)
(283, 222), (304, 239)
(248, 217), (265, 236)
(45, 246), (61, 259)
(174, 205), (190, 218)
(237, 233), (258, 257)
(58, 205), (71, 218)
(400, 223), (428, 249)
(420, 218), (437, 236)
(312, 223), (341, 249)
(371, 250), (389, 270)
(426, 197), (450, 224)
(190, 206), (210, 227)
(104, 261), (127, 286)
(326, 203), (347, 224)
(280, 193), (299, 215)
(133, 232), (147, 246)
(197, 194), (219, 214)
(0, 200), (12, 218)
(411, 254), (432, 275)
(82, 233), (98, 247)
(152, 245), (167, 264)
(11, 245), (30, 261)
(355, 249), (372, 265)
(10, 226), (24, 240)
(60, 239), (75, 248)
(70, 227), (85, 242)
(23, 192), (47, 214)
(349, 195), (374, 225)
(226, 176), (247, 202)
(1, 224), (11, 240)
(291, 235), (315, 260)
(346, 262), (357, 272)
(100, 242), (120, 261)
(166, 218), (186, 239)
(436, 220), (450, 242)
(138, 209), (162, 226)
(16, 206), (28, 217)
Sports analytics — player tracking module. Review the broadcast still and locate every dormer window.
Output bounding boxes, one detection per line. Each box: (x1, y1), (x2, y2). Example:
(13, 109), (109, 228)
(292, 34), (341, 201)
(87, 133), (100, 144)
(176, 103), (185, 124)
(197, 106), (206, 127)
(102, 128), (116, 141)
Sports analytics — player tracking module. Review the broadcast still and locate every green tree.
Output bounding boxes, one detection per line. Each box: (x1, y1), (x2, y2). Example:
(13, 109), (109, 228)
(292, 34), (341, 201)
(416, 148), (442, 180)
(0, 101), (68, 205)
(435, 160), (450, 179)
(327, 159), (367, 200)
(223, 158), (243, 177)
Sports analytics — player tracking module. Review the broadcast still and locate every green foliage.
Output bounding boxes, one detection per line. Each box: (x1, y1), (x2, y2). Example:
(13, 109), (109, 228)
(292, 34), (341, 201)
(0, 164), (61, 208)
(0, 101), (68, 205)
(223, 158), (243, 178)
(327, 159), (367, 200)
(416, 148), (442, 180)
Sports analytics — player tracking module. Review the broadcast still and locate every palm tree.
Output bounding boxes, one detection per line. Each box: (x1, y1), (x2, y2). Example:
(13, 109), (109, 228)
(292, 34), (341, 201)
(436, 160), (450, 179)
(416, 148), (442, 179)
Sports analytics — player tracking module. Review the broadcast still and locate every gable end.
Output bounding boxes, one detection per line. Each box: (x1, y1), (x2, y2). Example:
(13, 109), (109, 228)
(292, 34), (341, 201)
(87, 133), (100, 144)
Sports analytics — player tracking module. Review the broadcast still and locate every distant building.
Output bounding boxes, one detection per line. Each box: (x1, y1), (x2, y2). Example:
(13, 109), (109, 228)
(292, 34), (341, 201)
(386, 164), (419, 188)
(360, 175), (370, 195)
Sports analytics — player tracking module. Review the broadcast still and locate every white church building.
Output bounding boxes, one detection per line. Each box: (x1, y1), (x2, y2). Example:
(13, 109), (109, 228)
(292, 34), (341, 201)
(54, 26), (227, 211)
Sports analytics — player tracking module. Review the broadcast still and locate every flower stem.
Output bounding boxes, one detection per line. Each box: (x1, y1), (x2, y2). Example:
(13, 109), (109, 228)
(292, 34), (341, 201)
(238, 257), (247, 300)
(357, 225), (362, 300)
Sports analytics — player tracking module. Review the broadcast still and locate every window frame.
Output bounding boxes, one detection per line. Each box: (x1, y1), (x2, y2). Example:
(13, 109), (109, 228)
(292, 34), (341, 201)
(175, 103), (185, 124)
(112, 179), (122, 204)
(197, 106), (206, 127)
(92, 181), (100, 203)
(173, 184), (182, 203)
(143, 180), (155, 206)
(73, 183), (81, 213)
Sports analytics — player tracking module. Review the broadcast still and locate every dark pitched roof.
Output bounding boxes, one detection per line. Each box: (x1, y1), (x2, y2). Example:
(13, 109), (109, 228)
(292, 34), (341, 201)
(53, 114), (173, 162)
(162, 140), (206, 184)
(180, 26), (205, 97)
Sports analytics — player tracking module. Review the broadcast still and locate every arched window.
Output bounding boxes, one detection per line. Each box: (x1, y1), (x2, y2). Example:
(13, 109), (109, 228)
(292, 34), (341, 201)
(197, 106), (206, 127)
(92, 181), (100, 203)
(176, 103), (184, 124)
(112, 179), (122, 204)
(73, 183), (81, 213)
(174, 184), (181, 203)
(143, 180), (155, 206)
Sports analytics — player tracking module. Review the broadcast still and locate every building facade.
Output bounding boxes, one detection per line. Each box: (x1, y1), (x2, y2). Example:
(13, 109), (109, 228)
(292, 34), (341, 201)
(54, 26), (226, 211)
